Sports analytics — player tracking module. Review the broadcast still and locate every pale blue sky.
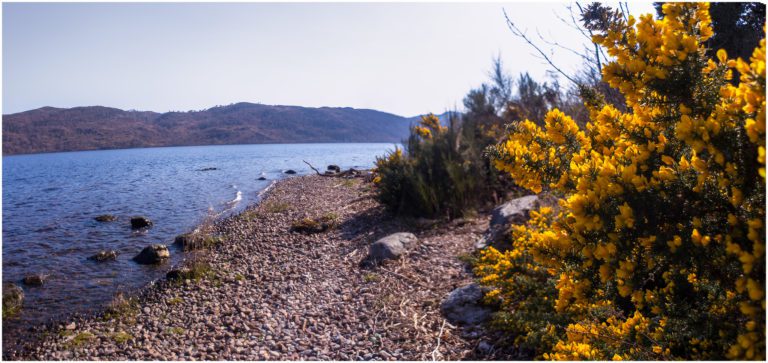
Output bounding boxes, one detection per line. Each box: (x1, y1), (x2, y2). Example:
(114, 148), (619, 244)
(2, 2), (656, 116)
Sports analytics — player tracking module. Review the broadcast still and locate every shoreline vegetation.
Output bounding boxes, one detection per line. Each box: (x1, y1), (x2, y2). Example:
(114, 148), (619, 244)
(4, 174), (516, 360)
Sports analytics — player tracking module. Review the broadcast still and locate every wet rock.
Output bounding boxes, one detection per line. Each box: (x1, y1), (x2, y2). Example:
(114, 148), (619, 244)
(284, 170), (297, 175)
(22, 274), (45, 286)
(257, 177), (267, 181)
(475, 195), (539, 251)
(327, 165), (341, 173)
(88, 250), (118, 262)
(94, 214), (117, 222)
(174, 234), (192, 248)
(133, 245), (170, 264)
(2, 283), (24, 318)
(368, 232), (418, 261)
(130, 216), (153, 230)
(440, 283), (492, 325)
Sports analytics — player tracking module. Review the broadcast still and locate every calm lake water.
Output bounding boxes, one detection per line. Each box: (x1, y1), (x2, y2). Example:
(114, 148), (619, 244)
(2, 143), (395, 333)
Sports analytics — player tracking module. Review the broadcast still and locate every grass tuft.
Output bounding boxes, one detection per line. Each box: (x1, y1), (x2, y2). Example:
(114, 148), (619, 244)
(263, 200), (291, 213)
(167, 327), (185, 335)
(112, 331), (133, 344)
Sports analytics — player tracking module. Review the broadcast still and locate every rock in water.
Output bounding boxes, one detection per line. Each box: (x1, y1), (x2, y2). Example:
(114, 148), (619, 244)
(440, 283), (492, 325)
(133, 245), (170, 264)
(475, 195), (540, 251)
(22, 274), (45, 286)
(130, 216), (153, 229)
(257, 176), (267, 181)
(327, 165), (341, 173)
(368, 232), (418, 261)
(94, 214), (117, 222)
(3, 284), (24, 317)
(284, 169), (297, 175)
(88, 250), (118, 262)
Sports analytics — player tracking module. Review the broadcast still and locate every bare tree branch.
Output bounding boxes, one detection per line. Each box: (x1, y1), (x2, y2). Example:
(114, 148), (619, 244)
(575, 2), (604, 73)
(503, 8), (580, 86)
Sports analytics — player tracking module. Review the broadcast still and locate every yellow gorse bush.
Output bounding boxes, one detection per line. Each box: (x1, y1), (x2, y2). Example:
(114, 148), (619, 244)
(477, 3), (765, 360)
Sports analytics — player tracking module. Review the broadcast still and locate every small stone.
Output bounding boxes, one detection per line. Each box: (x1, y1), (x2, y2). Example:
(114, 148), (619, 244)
(65, 322), (76, 330)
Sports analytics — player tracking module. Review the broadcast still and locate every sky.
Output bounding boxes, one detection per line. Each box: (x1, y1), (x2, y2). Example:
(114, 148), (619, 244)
(2, 2), (656, 117)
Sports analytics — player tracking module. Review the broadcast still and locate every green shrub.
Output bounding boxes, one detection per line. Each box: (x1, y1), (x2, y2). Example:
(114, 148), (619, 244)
(374, 113), (511, 218)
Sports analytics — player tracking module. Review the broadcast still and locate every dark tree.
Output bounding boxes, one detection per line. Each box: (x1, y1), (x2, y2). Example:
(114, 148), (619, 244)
(655, 2), (766, 60)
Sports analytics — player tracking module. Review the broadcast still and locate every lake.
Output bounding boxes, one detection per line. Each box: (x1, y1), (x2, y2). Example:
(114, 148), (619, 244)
(2, 143), (396, 334)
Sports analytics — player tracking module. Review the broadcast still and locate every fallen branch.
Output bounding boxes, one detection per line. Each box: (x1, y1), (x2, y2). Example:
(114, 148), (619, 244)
(303, 160), (369, 178)
(431, 319), (448, 361)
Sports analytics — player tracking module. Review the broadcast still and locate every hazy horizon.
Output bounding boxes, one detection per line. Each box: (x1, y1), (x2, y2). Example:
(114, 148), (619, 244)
(3, 2), (655, 116)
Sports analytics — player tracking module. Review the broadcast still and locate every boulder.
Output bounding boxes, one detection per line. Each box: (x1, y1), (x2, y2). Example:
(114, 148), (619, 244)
(88, 250), (118, 262)
(3, 284), (24, 317)
(133, 245), (170, 265)
(22, 274), (45, 286)
(257, 176), (267, 181)
(368, 232), (418, 262)
(94, 214), (117, 222)
(440, 283), (492, 325)
(475, 195), (540, 251)
(284, 170), (297, 175)
(130, 216), (153, 230)
(327, 165), (341, 173)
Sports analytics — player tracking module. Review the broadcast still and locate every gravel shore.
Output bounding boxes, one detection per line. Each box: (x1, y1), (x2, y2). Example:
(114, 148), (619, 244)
(7, 175), (501, 360)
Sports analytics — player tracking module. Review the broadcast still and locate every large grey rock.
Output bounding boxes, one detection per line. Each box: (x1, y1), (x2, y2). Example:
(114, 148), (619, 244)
(440, 283), (492, 325)
(133, 244), (170, 264)
(368, 232), (418, 261)
(475, 195), (540, 251)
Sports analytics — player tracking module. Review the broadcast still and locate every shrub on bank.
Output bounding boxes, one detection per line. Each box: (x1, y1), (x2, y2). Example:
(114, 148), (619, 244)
(476, 3), (765, 360)
(373, 114), (510, 218)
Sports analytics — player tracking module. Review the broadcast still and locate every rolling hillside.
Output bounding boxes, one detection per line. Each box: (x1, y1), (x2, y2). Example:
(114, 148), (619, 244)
(2, 103), (417, 155)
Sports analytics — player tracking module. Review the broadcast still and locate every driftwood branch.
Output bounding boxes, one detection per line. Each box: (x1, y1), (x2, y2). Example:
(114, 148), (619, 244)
(302, 160), (369, 178)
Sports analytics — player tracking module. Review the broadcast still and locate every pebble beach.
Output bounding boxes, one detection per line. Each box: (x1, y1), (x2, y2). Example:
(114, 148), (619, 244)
(5, 175), (517, 360)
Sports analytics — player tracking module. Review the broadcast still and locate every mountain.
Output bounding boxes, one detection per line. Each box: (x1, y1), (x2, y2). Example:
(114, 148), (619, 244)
(2, 103), (417, 155)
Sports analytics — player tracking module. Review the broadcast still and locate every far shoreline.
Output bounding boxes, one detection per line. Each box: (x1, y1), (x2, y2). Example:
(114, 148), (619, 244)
(2, 141), (404, 158)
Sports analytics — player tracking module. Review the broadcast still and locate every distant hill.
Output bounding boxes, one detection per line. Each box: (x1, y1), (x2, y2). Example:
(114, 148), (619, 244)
(2, 103), (424, 155)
